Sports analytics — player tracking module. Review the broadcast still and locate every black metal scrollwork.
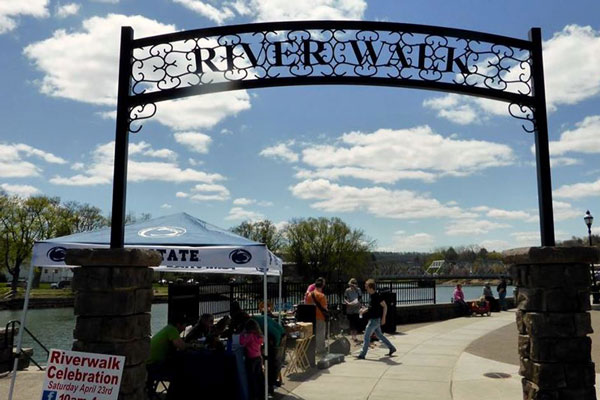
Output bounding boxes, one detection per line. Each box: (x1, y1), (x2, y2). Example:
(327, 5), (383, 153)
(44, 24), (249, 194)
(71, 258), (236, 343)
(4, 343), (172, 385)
(124, 21), (537, 133)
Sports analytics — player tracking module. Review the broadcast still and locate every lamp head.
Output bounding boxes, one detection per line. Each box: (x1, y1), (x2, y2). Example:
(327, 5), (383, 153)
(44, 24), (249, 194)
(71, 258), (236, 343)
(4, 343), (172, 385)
(584, 210), (594, 228)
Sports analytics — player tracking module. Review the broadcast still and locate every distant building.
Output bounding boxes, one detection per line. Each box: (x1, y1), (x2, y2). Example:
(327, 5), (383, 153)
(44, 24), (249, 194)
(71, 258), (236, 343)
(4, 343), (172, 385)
(40, 268), (73, 283)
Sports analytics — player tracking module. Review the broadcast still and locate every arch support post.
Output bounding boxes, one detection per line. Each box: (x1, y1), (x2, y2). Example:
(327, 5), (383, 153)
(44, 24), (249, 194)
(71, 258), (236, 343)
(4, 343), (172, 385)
(68, 248), (161, 400)
(530, 27), (555, 247)
(504, 247), (600, 400)
(110, 26), (134, 249)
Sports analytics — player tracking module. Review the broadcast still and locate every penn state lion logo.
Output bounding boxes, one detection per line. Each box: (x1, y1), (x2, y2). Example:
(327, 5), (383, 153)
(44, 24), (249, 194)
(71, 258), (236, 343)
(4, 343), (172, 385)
(229, 249), (252, 264)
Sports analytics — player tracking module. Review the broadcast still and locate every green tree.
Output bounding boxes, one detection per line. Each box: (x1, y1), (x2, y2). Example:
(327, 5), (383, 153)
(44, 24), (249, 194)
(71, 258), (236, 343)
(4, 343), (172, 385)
(283, 217), (374, 281)
(443, 247), (458, 263)
(60, 201), (108, 234)
(230, 220), (285, 254)
(0, 195), (63, 296)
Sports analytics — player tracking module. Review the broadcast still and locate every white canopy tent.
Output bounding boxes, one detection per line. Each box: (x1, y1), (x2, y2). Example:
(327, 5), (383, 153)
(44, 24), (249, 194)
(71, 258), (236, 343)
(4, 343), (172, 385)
(9, 213), (283, 400)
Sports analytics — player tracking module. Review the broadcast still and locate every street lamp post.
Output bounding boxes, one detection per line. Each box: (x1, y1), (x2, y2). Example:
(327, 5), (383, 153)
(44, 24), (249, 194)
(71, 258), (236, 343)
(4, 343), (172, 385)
(584, 210), (597, 303)
(584, 210), (594, 246)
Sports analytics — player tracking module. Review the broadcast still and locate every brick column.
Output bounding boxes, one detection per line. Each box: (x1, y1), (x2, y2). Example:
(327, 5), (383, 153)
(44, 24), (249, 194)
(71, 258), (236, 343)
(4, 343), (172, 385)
(67, 248), (162, 400)
(504, 247), (600, 400)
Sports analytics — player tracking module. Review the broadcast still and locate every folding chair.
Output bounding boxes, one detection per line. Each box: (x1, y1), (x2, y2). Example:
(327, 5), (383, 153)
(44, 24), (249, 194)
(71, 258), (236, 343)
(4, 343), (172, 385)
(284, 335), (313, 376)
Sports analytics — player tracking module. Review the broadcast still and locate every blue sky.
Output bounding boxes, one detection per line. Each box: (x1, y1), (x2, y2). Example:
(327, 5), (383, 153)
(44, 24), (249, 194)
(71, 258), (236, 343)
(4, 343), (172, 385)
(1, 0), (599, 252)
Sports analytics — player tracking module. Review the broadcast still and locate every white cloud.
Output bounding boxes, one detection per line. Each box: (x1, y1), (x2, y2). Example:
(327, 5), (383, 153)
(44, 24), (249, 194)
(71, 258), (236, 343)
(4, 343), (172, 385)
(554, 178), (600, 200)
(0, 143), (66, 178)
(55, 3), (80, 18)
(298, 126), (514, 183)
(387, 233), (435, 252)
(553, 200), (581, 222)
(173, 0), (366, 23)
(547, 115), (600, 156)
(473, 206), (537, 223)
(129, 141), (177, 160)
(290, 179), (474, 219)
(225, 206), (264, 221)
(0, 183), (41, 197)
(233, 197), (274, 206)
(176, 192), (189, 198)
(260, 142), (299, 163)
(236, 0), (366, 22)
(23, 14), (251, 130)
(0, 0), (49, 34)
(422, 95), (479, 125)
(189, 183), (230, 201)
(423, 25), (600, 124)
(445, 219), (511, 236)
(174, 132), (212, 154)
(543, 25), (600, 108)
(155, 94), (251, 130)
(172, 0), (235, 24)
(160, 203), (172, 209)
(24, 14), (175, 106)
(294, 167), (436, 184)
(71, 162), (85, 171)
(50, 141), (224, 186)
(551, 157), (581, 167)
(510, 231), (540, 247)
(233, 197), (254, 205)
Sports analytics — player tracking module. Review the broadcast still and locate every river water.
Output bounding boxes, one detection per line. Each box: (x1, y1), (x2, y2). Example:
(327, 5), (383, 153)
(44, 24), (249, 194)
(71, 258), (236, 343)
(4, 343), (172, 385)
(0, 285), (513, 366)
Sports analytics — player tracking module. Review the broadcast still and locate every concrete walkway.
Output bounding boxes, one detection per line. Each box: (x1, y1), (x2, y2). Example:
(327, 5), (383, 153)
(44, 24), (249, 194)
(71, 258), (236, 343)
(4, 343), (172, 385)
(280, 311), (521, 400)
(5, 311), (600, 400)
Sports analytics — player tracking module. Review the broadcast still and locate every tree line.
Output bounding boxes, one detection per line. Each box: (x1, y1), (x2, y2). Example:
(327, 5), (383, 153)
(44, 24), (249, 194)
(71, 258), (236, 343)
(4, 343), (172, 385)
(2, 192), (598, 294)
(0, 193), (149, 296)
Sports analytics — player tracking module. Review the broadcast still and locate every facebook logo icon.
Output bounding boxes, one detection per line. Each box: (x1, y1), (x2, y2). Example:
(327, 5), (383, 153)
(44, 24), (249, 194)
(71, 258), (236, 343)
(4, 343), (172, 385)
(42, 390), (57, 400)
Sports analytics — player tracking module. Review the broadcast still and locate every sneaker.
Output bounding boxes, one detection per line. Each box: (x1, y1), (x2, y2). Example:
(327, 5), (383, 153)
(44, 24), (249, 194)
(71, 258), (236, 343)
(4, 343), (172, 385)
(387, 349), (396, 357)
(356, 355), (365, 359)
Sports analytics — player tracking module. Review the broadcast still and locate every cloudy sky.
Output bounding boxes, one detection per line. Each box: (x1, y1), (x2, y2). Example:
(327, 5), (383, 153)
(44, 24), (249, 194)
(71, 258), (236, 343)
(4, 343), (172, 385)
(1, 0), (599, 252)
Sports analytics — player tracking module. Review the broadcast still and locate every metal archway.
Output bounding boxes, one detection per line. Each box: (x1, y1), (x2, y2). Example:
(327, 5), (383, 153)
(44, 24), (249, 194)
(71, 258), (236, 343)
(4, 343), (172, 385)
(110, 20), (554, 248)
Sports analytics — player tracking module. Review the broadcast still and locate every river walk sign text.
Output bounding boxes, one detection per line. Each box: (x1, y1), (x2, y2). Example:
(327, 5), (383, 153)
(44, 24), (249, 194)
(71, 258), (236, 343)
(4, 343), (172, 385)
(41, 349), (125, 400)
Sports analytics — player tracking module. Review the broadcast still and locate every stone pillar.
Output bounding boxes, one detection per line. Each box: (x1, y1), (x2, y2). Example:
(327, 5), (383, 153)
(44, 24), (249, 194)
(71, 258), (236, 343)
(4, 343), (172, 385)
(504, 247), (600, 400)
(67, 248), (162, 400)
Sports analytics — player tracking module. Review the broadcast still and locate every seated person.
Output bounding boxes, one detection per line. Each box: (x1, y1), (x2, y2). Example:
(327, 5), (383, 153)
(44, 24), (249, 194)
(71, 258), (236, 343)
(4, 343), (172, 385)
(453, 284), (470, 316)
(146, 314), (187, 387)
(475, 296), (488, 308)
(185, 313), (214, 342)
(185, 313), (230, 350)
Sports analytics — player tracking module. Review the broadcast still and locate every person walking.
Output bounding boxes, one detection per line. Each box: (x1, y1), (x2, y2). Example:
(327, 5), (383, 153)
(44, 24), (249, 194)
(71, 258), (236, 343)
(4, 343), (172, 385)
(344, 278), (363, 343)
(483, 282), (500, 312)
(497, 278), (508, 311)
(357, 279), (396, 359)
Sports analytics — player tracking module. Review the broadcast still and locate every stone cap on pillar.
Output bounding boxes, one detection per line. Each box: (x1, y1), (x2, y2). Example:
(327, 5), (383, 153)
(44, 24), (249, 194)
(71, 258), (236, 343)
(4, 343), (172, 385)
(503, 246), (600, 265)
(66, 248), (163, 268)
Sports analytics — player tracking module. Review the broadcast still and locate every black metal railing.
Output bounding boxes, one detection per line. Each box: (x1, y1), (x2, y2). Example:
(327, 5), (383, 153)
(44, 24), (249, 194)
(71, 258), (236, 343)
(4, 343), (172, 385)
(194, 279), (436, 316)
(5, 320), (49, 371)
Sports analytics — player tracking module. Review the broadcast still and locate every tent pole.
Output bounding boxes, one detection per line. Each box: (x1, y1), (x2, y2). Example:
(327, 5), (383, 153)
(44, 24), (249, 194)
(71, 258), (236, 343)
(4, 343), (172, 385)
(263, 269), (269, 400)
(8, 264), (35, 400)
(278, 273), (282, 324)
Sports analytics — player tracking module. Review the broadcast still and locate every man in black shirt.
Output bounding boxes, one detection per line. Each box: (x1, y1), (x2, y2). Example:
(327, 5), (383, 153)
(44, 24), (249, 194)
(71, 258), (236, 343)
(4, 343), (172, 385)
(357, 279), (397, 359)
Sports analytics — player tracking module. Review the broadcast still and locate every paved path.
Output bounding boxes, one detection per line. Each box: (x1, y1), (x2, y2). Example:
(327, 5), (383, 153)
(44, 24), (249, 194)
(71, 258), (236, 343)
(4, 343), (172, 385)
(281, 311), (521, 400)
(6, 310), (600, 400)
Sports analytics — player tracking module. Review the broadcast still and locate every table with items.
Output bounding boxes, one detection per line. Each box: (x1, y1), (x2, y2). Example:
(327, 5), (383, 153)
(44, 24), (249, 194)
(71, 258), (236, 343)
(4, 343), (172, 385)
(167, 343), (249, 400)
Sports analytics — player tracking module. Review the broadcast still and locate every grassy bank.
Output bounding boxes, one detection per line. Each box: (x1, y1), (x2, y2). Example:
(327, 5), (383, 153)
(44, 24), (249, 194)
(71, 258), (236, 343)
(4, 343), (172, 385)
(0, 283), (169, 299)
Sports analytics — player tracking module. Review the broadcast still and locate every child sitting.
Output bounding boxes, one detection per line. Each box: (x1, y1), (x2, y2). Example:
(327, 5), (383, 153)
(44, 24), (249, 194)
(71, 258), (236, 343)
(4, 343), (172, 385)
(240, 319), (264, 400)
(477, 296), (488, 308)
